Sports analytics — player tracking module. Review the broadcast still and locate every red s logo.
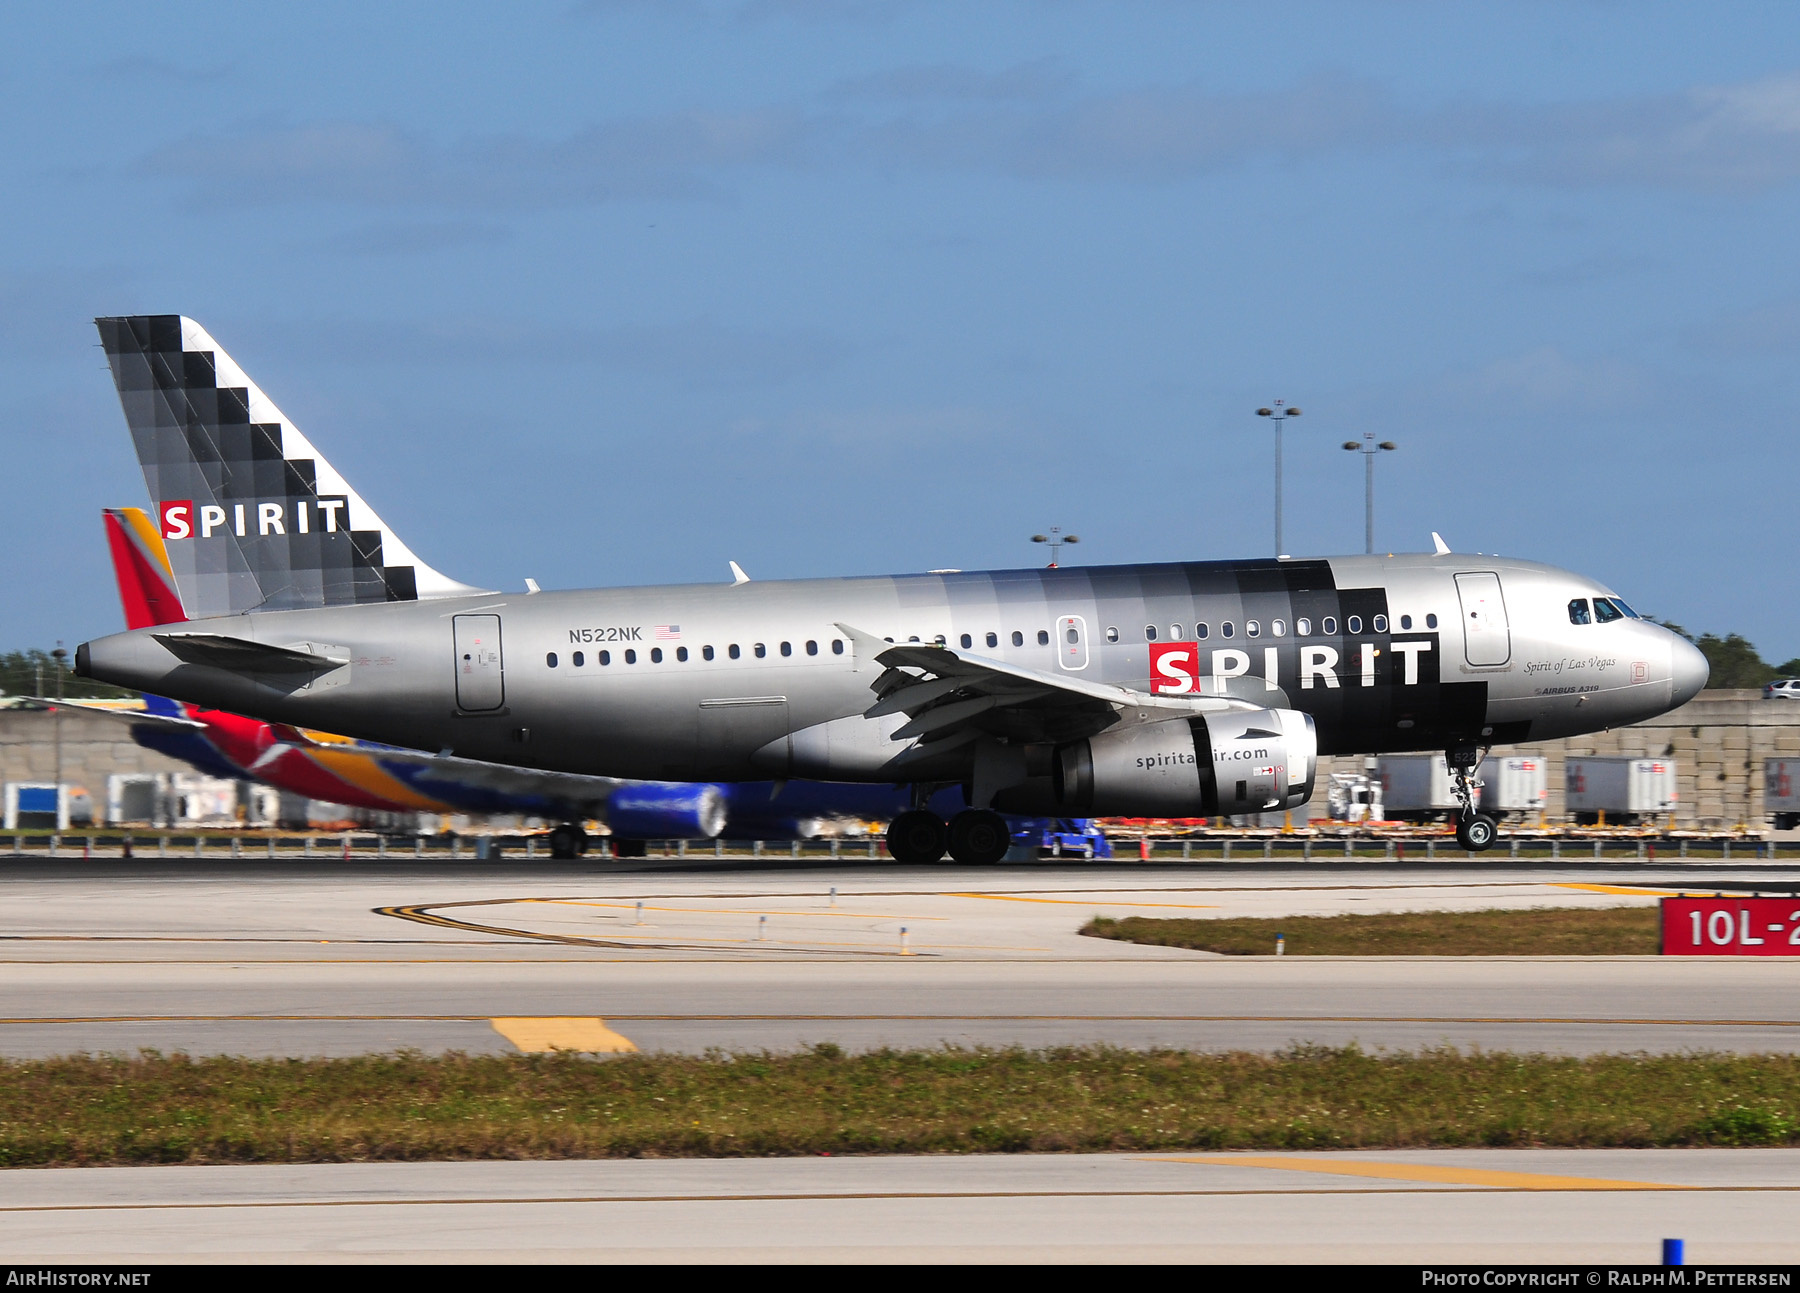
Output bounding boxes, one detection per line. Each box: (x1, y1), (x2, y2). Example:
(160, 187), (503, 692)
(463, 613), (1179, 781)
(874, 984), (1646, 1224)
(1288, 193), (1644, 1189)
(1150, 641), (1201, 695)
(160, 500), (193, 540)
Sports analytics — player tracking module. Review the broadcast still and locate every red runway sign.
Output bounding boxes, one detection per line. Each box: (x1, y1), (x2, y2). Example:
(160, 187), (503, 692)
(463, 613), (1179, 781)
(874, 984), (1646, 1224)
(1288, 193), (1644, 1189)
(1662, 896), (1800, 955)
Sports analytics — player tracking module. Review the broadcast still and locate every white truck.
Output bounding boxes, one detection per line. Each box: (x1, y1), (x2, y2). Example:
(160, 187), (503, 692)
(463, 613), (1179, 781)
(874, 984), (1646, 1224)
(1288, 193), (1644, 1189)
(1564, 756), (1678, 824)
(1765, 758), (1800, 831)
(1378, 754), (1549, 821)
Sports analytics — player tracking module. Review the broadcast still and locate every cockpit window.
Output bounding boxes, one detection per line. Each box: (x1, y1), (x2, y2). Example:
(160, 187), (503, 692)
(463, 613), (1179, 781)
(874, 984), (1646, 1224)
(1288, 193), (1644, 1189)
(1593, 597), (1624, 623)
(1614, 599), (1639, 618)
(1568, 598), (1591, 625)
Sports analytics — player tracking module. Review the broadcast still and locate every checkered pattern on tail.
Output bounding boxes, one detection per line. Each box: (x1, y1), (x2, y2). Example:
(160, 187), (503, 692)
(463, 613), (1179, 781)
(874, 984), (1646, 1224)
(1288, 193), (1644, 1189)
(95, 315), (483, 619)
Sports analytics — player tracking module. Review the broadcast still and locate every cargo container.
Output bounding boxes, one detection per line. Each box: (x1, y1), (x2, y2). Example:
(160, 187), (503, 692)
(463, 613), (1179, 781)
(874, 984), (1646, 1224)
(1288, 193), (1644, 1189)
(1765, 758), (1800, 830)
(1564, 756), (1678, 824)
(1480, 756), (1549, 818)
(1378, 754), (1548, 821)
(1379, 755), (1457, 820)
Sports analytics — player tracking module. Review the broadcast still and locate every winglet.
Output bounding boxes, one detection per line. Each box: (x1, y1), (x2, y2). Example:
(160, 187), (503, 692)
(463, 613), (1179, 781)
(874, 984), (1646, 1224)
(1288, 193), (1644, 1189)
(524, 578), (541, 594)
(729, 561), (751, 585)
(1431, 532), (1451, 555)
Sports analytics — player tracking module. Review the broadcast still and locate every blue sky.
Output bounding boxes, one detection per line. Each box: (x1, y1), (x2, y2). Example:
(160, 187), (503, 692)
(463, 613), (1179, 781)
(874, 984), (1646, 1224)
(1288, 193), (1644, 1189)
(5, 2), (1800, 657)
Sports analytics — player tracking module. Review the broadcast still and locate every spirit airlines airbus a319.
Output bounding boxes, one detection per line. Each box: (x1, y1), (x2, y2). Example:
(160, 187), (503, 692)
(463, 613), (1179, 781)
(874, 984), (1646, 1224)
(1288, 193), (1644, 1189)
(78, 316), (1709, 863)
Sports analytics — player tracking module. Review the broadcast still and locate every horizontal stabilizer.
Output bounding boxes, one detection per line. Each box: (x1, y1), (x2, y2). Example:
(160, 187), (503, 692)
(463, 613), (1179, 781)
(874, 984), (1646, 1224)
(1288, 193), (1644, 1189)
(153, 633), (346, 674)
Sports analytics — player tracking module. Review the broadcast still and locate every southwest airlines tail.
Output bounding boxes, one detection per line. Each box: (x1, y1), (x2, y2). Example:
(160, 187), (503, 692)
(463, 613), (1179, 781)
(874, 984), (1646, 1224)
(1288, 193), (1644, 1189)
(103, 507), (188, 629)
(94, 316), (485, 619)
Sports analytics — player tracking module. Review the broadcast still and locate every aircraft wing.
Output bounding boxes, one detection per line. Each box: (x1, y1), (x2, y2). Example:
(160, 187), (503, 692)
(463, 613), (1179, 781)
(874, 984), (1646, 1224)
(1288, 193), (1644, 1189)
(834, 622), (1253, 761)
(21, 697), (208, 731)
(297, 739), (625, 819)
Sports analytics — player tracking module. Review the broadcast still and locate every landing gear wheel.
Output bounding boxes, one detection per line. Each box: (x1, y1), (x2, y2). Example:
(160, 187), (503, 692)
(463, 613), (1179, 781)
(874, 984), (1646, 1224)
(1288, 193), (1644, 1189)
(1456, 813), (1498, 852)
(947, 809), (1012, 865)
(886, 810), (948, 864)
(548, 824), (588, 859)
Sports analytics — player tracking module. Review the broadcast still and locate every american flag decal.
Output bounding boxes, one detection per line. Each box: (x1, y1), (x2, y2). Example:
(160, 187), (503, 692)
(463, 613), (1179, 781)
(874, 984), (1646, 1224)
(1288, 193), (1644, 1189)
(654, 625), (682, 640)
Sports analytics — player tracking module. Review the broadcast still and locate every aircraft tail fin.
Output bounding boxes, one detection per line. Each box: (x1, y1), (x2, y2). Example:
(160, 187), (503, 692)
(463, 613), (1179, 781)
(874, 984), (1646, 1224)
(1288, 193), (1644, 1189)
(104, 507), (189, 629)
(94, 315), (487, 619)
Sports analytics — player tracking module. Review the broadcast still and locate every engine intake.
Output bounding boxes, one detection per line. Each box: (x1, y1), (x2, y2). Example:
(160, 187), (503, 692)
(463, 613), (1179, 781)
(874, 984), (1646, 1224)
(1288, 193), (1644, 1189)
(1052, 708), (1317, 817)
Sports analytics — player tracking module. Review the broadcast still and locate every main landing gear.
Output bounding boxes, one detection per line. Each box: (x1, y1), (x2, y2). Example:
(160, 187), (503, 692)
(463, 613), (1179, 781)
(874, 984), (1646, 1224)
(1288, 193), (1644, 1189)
(547, 824), (588, 859)
(1447, 747), (1499, 853)
(886, 809), (1011, 865)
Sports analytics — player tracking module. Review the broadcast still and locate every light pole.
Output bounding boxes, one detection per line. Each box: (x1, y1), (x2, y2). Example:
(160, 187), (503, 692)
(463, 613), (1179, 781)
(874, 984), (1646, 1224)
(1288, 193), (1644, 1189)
(50, 643), (66, 832)
(1255, 402), (1301, 556)
(1341, 434), (1396, 554)
(1030, 527), (1080, 568)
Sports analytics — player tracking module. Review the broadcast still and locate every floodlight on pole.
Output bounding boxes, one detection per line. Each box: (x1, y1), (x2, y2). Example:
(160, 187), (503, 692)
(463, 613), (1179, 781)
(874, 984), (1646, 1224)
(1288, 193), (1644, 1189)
(1031, 527), (1080, 568)
(1255, 402), (1301, 556)
(1341, 434), (1397, 554)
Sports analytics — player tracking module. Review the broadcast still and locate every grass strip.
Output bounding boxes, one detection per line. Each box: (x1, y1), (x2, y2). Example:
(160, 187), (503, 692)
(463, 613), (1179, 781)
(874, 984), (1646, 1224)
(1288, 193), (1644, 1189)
(1081, 906), (1659, 956)
(0, 1047), (1794, 1166)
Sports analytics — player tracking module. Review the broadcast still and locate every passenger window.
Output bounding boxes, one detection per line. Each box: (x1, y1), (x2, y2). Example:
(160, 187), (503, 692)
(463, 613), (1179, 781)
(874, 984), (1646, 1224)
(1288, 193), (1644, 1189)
(1037, 630), (1050, 646)
(651, 647), (663, 663)
(832, 640), (845, 655)
(1373, 614), (1388, 633)
(1399, 615), (1412, 630)
(1065, 627), (1079, 644)
(1012, 631), (1024, 647)
(1296, 618), (1310, 636)
(1323, 616), (1338, 635)
(1221, 622), (1235, 639)
(807, 640), (818, 656)
(703, 645), (715, 661)
(677, 646), (689, 662)
(1568, 599), (1592, 625)
(572, 651), (585, 667)
(1426, 613), (1438, 629)
(1196, 623), (1209, 639)
(1272, 619), (1286, 637)
(599, 650), (611, 665)
(960, 634), (972, 649)
(1348, 615), (1363, 634)
(1171, 624), (1184, 639)
(624, 649), (636, 664)
(728, 644), (741, 660)
(780, 642), (792, 657)
(1246, 620), (1261, 638)
(1145, 625), (1157, 641)
(546, 652), (558, 668)
(986, 632), (998, 648)
(1105, 627), (1119, 643)
(755, 643), (767, 658)
(1593, 598), (1623, 624)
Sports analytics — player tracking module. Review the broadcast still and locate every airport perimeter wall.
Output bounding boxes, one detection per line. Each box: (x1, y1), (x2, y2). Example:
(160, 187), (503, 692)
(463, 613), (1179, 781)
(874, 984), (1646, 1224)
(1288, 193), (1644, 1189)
(2, 692), (1794, 829)
(0, 708), (193, 794)
(1314, 689), (1794, 828)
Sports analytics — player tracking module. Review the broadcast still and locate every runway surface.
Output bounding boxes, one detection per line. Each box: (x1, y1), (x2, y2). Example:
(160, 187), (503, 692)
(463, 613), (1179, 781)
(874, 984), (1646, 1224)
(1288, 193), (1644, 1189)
(0, 855), (1797, 1057)
(3, 1148), (1798, 1262)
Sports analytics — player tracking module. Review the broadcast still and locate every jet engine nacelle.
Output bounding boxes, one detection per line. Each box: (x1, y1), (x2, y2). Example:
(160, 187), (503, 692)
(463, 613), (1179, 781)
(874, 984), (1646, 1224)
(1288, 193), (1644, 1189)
(607, 782), (728, 840)
(1052, 708), (1317, 817)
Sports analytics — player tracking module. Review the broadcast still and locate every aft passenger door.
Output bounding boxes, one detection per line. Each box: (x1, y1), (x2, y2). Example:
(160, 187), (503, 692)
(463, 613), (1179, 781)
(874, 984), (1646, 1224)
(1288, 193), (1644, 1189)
(453, 614), (505, 711)
(1454, 572), (1511, 667)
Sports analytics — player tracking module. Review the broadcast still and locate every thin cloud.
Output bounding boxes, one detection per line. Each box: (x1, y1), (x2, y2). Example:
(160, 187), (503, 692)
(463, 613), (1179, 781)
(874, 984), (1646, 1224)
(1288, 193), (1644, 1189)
(240, 316), (857, 387)
(132, 68), (1800, 215)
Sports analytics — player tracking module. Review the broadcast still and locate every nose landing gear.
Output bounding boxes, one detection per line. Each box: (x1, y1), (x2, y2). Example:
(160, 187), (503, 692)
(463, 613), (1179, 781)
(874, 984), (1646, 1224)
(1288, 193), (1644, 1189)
(1447, 746), (1498, 853)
